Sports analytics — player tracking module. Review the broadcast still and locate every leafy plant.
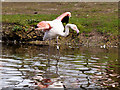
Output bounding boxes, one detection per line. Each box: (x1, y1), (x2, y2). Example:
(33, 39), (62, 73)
(24, 28), (28, 32)
(12, 25), (22, 32)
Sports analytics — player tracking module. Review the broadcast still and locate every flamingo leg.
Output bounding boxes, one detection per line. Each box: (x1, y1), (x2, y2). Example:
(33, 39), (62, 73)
(56, 47), (60, 74)
(56, 36), (59, 50)
(48, 39), (51, 53)
(47, 39), (51, 70)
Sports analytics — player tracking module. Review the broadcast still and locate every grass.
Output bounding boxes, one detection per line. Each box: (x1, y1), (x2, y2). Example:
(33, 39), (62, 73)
(2, 14), (57, 25)
(2, 2), (118, 45)
(2, 2), (118, 35)
(2, 13), (118, 35)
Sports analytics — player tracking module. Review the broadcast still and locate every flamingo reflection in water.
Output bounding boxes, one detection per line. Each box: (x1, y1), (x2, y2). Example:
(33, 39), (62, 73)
(33, 46), (64, 89)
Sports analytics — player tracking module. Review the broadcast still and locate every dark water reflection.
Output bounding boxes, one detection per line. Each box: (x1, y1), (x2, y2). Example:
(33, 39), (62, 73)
(0, 42), (120, 89)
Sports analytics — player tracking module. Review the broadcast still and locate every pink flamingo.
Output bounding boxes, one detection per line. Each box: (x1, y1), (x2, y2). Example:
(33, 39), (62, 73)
(35, 12), (79, 49)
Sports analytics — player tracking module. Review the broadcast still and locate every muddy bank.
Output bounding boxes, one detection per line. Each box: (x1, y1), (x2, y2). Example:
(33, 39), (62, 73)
(2, 23), (118, 47)
(2, 22), (43, 41)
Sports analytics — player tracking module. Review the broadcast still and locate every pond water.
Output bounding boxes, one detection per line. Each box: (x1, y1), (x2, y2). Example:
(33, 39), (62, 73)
(0, 42), (120, 89)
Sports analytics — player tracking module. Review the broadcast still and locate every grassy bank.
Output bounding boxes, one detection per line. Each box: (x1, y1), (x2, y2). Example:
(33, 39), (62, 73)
(2, 14), (118, 34)
(2, 2), (118, 46)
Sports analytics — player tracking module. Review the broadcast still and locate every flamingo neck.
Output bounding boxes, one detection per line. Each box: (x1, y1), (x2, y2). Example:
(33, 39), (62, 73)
(63, 24), (70, 37)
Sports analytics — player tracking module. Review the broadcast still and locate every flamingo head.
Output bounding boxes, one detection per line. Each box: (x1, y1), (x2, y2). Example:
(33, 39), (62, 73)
(68, 24), (79, 33)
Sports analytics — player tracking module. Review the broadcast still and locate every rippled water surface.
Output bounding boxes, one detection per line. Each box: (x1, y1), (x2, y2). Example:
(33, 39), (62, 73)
(0, 43), (120, 89)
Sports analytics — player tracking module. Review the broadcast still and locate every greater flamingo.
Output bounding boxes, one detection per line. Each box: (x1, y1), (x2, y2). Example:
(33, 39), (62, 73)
(35, 12), (79, 49)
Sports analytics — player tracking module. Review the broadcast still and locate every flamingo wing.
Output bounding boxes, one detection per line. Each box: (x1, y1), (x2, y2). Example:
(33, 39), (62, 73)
(36, 21), (52, 31)
(56, 12), (71, 24)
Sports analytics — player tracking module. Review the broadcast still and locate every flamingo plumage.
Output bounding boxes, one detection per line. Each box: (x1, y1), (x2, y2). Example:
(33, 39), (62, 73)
(35, 12), (79, 48)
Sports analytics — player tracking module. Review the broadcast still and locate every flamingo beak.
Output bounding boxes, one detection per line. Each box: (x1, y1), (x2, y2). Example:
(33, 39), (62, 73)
(73, 26), (79, 34)
(76, 29), (80, 36)
(75, 28), (79, 34)
(76, 29), (79, 33)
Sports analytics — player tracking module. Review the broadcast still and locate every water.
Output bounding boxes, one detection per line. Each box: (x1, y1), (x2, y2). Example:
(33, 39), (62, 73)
(0, 42), (120, 89)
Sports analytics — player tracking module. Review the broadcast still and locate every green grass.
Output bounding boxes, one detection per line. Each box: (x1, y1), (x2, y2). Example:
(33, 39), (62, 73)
(2, 14), (57, 25)
(2, 2), (118, 37)
(2, 14), (118, 35)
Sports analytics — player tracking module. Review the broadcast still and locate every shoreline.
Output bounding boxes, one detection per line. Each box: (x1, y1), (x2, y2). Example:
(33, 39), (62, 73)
(1, 39), (118, 48)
